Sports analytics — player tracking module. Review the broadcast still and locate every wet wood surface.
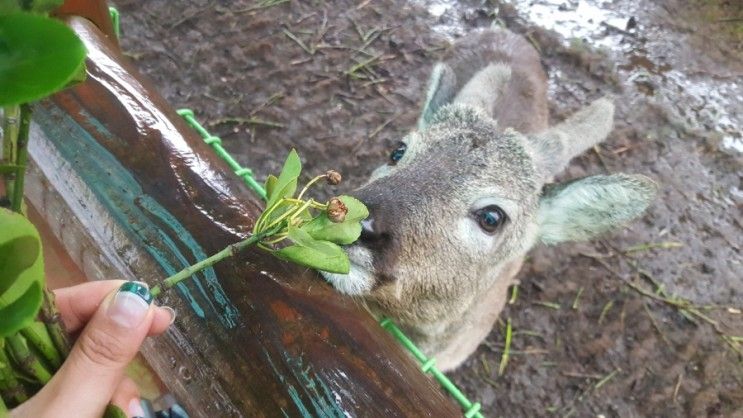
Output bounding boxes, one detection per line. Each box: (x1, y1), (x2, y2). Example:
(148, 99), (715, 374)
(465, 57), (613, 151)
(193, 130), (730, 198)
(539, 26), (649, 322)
(24, 11), (460, 418)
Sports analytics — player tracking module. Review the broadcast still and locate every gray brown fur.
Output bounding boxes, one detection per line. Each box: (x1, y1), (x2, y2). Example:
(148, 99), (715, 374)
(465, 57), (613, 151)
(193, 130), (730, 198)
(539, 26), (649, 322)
(323, 28), (657, 370)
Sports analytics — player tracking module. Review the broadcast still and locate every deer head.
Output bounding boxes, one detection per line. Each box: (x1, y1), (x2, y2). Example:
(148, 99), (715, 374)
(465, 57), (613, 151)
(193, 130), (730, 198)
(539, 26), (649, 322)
(323, 29), (656, 370)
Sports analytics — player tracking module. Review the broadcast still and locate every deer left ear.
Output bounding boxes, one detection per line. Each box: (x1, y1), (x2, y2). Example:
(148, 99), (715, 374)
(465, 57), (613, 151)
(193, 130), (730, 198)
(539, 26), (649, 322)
(537, 174), (657, 245)
(418, 63), (457, 130)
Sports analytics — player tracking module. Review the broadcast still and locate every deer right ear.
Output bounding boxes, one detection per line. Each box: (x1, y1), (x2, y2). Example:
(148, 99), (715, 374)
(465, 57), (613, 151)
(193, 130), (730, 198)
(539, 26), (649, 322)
(418, 63), (457, 130)
(536, 174), (657, 245)
(527, 98), (614, 179)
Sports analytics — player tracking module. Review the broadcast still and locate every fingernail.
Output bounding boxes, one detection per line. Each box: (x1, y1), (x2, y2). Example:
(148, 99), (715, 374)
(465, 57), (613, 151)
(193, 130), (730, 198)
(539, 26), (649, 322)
(108, 282), (152, 328)
(161, 306), (176, 325)
(128, 398), (145, 418)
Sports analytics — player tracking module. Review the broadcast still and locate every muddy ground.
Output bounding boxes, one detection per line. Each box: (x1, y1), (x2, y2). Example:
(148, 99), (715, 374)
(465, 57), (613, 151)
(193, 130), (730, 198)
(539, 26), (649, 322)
(113, 0), (742, 416)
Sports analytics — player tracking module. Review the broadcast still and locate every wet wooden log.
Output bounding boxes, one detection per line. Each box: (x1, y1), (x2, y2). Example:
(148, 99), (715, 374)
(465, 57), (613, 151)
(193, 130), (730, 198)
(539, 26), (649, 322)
(23, 13), (460, 418)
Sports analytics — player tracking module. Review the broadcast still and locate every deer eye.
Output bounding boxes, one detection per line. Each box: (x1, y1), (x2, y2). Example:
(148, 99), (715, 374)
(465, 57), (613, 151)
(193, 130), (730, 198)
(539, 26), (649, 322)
(474, 205), (508, 233)
(389, 142), (407, 165)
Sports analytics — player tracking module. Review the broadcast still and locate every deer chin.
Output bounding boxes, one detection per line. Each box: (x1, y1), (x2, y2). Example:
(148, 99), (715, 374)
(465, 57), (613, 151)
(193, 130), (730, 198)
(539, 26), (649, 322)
(321, 244), (375, 296)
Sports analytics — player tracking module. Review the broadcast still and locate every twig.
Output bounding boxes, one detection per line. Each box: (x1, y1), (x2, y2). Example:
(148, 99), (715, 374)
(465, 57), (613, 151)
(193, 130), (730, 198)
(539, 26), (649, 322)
(368, 115), (399, 139)
(642, 301), (671, 346)
(598, 300), (614, 325)
(150, 226), (281, 297)
(623, 241), (683, 254)
(208, 117), (285, 129)
(534, 301), (561, 310)
(498, 318), (512, 376)
(673, 373), (683, 402)
(572, 287), (584, 310)
(508, 284), (519, 305)
(593, 368), (620, 390)
(283, 28), (315, 55)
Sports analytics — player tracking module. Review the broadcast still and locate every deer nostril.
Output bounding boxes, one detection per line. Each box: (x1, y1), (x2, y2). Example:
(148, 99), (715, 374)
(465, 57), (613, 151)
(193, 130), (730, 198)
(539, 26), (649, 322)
(359, 218), (380, 242)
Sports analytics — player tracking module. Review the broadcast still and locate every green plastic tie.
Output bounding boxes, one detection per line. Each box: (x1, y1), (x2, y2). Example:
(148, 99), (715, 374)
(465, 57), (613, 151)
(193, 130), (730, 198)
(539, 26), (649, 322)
(108, 7), (120, 39)
(379, 317), (485, 417)
(176, 109), (267, 200)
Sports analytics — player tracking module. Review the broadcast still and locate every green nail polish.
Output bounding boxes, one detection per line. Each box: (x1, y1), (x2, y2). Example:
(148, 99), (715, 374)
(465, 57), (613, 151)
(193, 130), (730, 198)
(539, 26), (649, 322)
(119, 281), (153, 305)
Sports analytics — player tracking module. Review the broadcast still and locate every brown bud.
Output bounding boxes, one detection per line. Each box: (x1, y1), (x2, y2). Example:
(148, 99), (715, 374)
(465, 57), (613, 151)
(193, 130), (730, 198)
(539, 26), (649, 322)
(327, 197), (348, 223)
(325, 170), (342, 186)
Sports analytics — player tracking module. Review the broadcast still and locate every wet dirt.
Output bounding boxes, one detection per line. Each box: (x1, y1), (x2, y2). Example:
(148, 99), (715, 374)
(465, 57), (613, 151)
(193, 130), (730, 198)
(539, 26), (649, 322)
(113, 0), (741, 416)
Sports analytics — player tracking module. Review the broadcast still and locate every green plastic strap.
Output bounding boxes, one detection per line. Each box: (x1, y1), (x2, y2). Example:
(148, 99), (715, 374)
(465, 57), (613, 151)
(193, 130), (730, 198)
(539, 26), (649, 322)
(108, 7), (120, 39)
(380, 318), (484, 418)
(176, 109), (267, 200)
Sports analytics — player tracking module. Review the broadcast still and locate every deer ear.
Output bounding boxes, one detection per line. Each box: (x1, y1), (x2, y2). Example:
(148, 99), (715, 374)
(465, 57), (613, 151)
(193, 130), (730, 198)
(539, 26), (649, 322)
(418, 63), (457, 130)
(528, 97), (614, 178)
(537, 174), (657, 245)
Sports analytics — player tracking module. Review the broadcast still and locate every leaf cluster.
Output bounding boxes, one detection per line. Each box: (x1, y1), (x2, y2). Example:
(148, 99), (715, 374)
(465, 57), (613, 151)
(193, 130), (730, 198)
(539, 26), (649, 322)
(254, 150), (368, 274)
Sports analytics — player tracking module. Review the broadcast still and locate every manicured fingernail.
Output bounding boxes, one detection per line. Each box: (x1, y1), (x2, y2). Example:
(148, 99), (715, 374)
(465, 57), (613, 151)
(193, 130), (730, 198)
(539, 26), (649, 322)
(161, 306), (176, 325)
(128, 398), (145, 418)
(108, 282), (152, 328)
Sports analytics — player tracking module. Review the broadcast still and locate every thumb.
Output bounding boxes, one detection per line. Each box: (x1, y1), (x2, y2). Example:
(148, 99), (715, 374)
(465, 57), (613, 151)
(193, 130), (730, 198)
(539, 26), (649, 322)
(41, 282), (155, 418)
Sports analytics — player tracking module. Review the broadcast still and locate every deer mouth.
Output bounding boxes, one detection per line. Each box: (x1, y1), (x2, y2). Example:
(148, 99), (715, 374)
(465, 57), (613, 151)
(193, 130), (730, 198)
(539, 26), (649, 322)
(321, 244), (376, 296)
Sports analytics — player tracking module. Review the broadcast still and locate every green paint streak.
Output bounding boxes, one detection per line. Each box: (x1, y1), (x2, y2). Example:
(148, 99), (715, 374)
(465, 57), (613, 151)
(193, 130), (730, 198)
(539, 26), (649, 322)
(34, 102), (239, 327)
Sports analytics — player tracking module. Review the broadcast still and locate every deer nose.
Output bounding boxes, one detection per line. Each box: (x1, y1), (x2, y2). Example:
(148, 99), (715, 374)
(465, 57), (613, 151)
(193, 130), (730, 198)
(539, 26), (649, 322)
(359, 218), (380, 243)
(360, 216), (376, 240)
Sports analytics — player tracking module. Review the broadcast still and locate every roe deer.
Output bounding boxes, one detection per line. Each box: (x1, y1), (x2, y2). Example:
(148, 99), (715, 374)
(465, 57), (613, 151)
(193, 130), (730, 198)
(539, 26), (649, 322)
(323, 28), (657, 371)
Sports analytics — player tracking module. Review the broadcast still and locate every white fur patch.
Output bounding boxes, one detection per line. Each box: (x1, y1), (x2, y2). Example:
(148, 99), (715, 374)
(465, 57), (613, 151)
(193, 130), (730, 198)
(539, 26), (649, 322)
(321, 245), (375, 295)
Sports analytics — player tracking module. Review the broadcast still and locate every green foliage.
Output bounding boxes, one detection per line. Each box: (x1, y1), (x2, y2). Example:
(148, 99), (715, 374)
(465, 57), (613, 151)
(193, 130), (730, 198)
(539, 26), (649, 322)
(0, 12), (87, 106)
(264, 149), (300, 210)
(274, 227), (350, 274)
(255, 150), (369, 274)
(0, 208), (44, 337)
(301, 195), (368, 245)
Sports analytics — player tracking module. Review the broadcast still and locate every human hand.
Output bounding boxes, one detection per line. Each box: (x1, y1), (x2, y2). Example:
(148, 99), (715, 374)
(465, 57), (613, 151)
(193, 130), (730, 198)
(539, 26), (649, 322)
(11, 280), (175, 418)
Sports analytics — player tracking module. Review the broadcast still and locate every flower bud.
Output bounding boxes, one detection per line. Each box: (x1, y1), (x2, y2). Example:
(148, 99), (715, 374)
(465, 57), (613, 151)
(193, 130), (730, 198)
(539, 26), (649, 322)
(327, 197), (348, 223)
(326, 170), (342, 186)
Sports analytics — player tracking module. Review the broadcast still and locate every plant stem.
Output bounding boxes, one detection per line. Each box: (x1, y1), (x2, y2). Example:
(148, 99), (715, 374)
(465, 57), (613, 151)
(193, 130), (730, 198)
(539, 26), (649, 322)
(21, 323), (62, 370)
(150, 226), (281, 297)
(2, 105), (20, 202)
(6, 333), (52, 385)
(0, 341), (28, 406)
(296, 174), (326, 200)
(40, 289), (70, 358)
(11, 104), (32, 213)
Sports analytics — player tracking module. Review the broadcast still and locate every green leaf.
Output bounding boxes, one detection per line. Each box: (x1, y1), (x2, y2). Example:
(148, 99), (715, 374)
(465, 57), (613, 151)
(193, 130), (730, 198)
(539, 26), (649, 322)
(301, 195), (369, 245)
(0, 281), (42, 337)
(0, 236), (39, 295)
(0, 208), (44, 310)
(264, 174), (278, 199)
(0, 13), (87, 106)
(265, 149), (301, 210)
(273, 227), (350, 274)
